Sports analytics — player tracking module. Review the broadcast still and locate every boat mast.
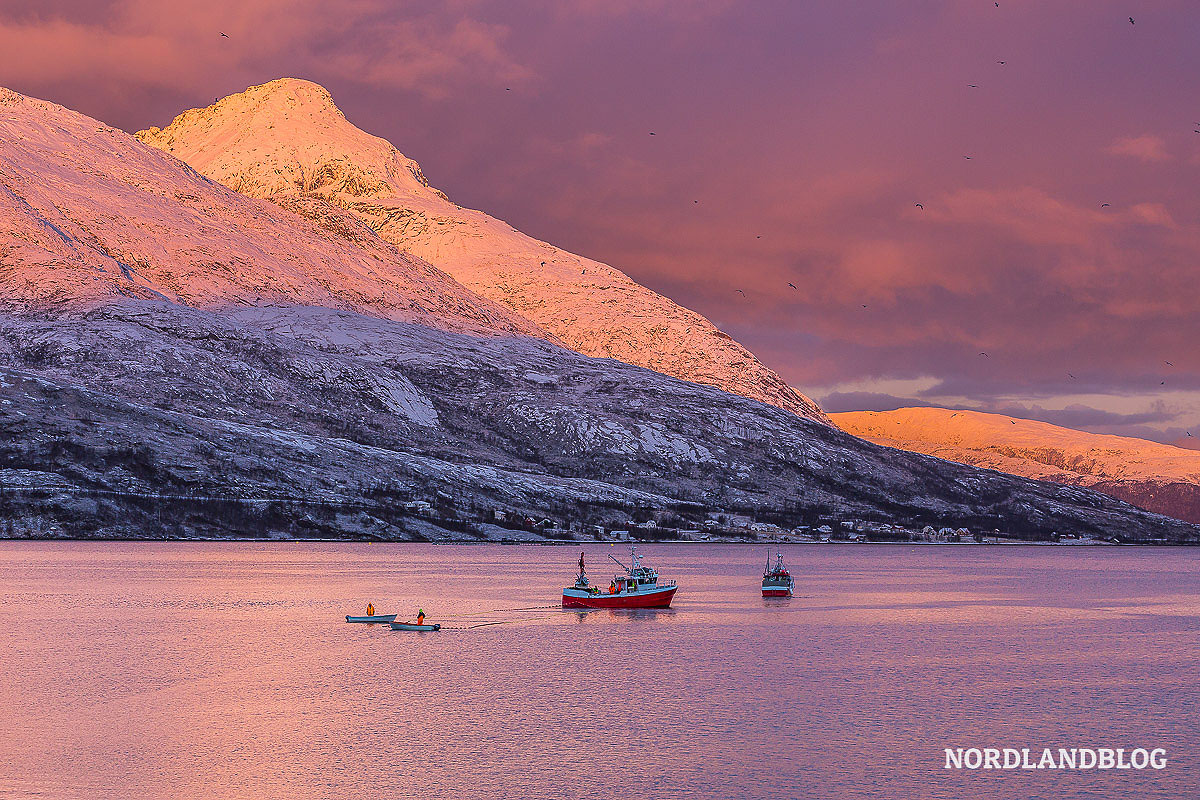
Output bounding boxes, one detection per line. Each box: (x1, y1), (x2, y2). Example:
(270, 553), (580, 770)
(610, 543), (640, 577)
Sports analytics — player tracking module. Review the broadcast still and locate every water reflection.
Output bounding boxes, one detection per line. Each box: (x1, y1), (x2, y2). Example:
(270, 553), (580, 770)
(567, 607), (680, 624)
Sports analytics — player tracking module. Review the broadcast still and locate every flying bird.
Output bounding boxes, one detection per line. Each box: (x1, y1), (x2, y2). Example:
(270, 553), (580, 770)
(915, 203), (924, 209)
(788, 283), (797, 290)
(979, 352), (989, 357)
(540, 261), (546, 266)
(1100, 203), (1110, 207)
(220, 32), (229, 38)
(963, 155), (973, 160)
(694, 200), (699, 204)
(861, 304), (868, 309)
(649, 132), (656, 136)
(1011, 420), (1016, 424)
(1187, 431), (1194, 437)
(1129, 17), (1135, 25)
(736, 289), (746, 297)
(968, 84), (978, 88)
(756, 235), (762, 239)
(1068, 373), (1076, 379)
(950, 413), (958, 418)
(1161, 381), (1166, 385)
(1165, 361), (1174, 366)
(997, 61), (1006, 65)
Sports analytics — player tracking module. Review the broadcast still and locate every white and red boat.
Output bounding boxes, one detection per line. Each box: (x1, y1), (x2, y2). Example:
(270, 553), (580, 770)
(562, 546), (678, 609)
(762, 550), (794, 597)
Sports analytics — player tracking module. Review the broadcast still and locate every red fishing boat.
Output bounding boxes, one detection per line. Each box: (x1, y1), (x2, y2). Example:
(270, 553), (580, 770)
(562, 546), (678, 609)
(762, 550), (794, 597)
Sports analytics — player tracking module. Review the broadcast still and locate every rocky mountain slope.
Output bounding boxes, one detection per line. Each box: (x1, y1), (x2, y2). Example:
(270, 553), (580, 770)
(3, 301), (1196, 542)
(135, 78), (826, 421)
(833, 408), (1200, 524)
(1, 85), (1196, 542)
(0, 87), (540, 338)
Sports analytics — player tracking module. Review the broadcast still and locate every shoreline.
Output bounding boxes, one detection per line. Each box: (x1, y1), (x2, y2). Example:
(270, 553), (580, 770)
(0, 536), (1194, 547)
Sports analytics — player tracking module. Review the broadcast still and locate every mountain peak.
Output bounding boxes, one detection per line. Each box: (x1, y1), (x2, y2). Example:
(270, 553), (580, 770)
(247, 77), (338, 103)
(137, 78), (440, 202)
(218, 78), (347, 125)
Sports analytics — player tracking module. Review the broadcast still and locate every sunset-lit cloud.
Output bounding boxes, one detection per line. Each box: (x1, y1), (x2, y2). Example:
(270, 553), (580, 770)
(0, 1), (531, 110)
(1105, 134), (1171, 162)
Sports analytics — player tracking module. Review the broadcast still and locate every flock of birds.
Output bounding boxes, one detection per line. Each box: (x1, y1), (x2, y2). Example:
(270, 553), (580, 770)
(508, 11), (1184, 407)
(703, 12), (1179, 400)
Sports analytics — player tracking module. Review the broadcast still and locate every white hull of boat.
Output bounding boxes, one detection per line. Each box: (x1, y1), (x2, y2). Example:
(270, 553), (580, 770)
(389, 622), (440, 631)
(346, 614), (397, 623)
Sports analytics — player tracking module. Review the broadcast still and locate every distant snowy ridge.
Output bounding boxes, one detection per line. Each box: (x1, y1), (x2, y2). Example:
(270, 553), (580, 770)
(136, 78), (827, 422)
(833, 407), (1200, 523)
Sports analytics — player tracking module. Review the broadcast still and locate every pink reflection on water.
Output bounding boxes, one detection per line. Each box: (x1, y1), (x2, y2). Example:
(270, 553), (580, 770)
(0, 542), (1197, 799)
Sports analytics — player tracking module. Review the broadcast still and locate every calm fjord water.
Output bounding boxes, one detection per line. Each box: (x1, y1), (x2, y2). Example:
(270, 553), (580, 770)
(1, 542), (1197, 800)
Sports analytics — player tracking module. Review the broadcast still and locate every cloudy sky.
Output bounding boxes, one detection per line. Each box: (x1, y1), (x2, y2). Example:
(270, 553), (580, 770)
(2, 0), (1198, 442)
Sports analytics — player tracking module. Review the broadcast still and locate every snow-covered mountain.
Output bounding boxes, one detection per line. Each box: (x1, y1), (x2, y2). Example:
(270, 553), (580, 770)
(135, 78), (826, 422)
(0, 87), (539, 338)
(1, 84), (1195, 542)
(4, 301), (1194, 542)
(833, 407), (1200, 523)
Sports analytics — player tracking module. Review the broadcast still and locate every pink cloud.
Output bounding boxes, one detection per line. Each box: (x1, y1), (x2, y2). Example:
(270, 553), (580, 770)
(0, 1), (532, 103)
(0, 17), (199, 89)
(1105, 134), (1171, 162)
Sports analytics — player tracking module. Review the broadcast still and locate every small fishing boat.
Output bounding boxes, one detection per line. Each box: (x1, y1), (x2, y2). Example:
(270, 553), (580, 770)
(389, 621), (440, 631)
(762, 550), (794, 597)
(562, 546), (677, 609)
(346, 614), (397, 623)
